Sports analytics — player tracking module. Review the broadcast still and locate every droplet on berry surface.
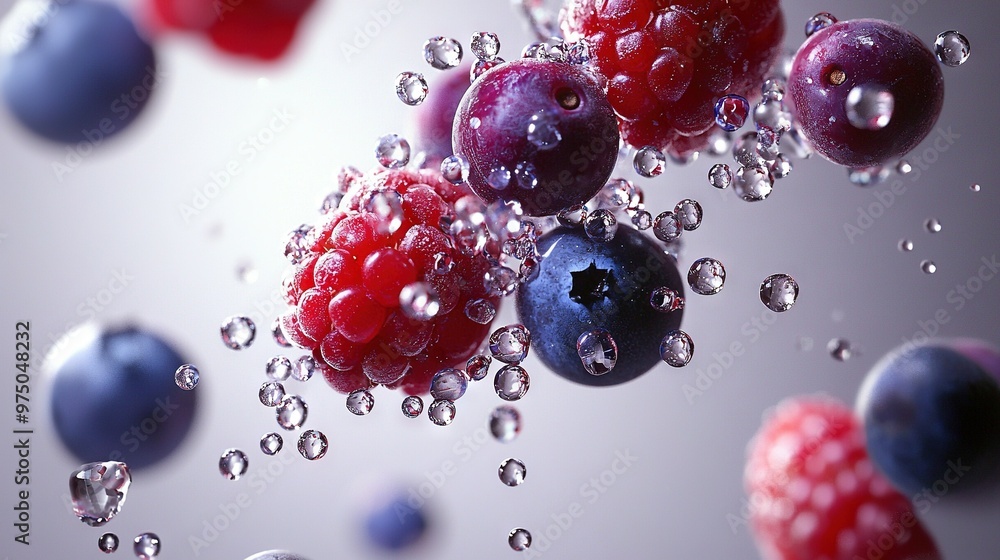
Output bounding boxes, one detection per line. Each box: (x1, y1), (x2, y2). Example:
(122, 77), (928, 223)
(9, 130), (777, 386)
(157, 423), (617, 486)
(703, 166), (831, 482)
(733, 166), (774, 202)
(98, 532), (119, 554)
(347, 389), (375, 416)
(845, 85), (894, 130)
(925, 218), (942, 233)
(490, 405), (521, 443)
(525, 110), (562, 150)
(259, 382), (285, 407)
(364, 189), (405, 235)
(428, 399), (457, 426)
(395, 71), (428, 106)
(921, 260), (938, 274)
(271, 317), (291, 347)
(760, 274), (799, 312)
(133, 533), (161, 560)
(276, 395), (308, 429)
(714, 95), (750, 132)
(430, 368), (469, 401)
(688, 258), (726, 295)
(499, 458), (527, 486)
(465, 298), (497, 324)
(468, 354), (492, 381)
(219, 448), (249, 480)
(440, 154), (470, 184)
(660, 330), (695, 367)
(423, 36), (463, 70)
(70, 461), (131, 526)
(935, 30), (971, 66)
(260, 432), (283, 455)
(805, 13), (837, 37)
(489, 324), (531, 364)
(576, 330), (618, 376)
(631, 210), (653, 230)
(292, 356), (316, 382)
(284, 224), (314, 265)
(899, 239), (914, 252)
(509, 528), (532, 551)
(709, 164), (733, 190)
(402, 395), (423, 418)
(633, 146), (666, 178)
(828, 338), (853, 361)
(265, 356), (293, 381)
(472, 57), (506, 81)
(398, 282), (441, 321)
(484, 266), (519, 297)
(221, 316), (256, 350)
(488, 165), (512, 190)
(174, 364), (199, 390)
(513, 161), (539, 189)
(375, 134), (411, 169)
(652, 211), (682, 243)
(674, 199), (703, 231)
(471, 32), (500, 60)
(650, 287), (684, 313)
(584, 209), (618, 242)
(297, 430), (328, 460)
(495, 365), (530, 401)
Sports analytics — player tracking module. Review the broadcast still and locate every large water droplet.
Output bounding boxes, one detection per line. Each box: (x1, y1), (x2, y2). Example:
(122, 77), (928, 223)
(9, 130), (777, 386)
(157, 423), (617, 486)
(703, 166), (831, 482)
(633, 146), (666, 177)
(576, 330), (618, 376)
(424, 36), (463, 69)
(133, 533), (161, 560)
(899, 239), (914, 252)
(221, 316), (256, 350)
(292, 356), (316, 382)
(259, 382), (286, 407)
(441, 154), (470, 185)
(584, 209), (618, 242)
(489, 324), (531, 364)
(471, 31), (501, 59)
(527, 111), (562, 150)
(805, 12), (837, 37)
(260, 432), (283, 455)
(650, 287), (684, 313)
(846, 85), (894, 130)
(674, 199), (703, 231)
(709, 163), (733, 189)
(430, 368), (469, 401)
(760, 274), (799, 312)
(266, 356), (293, 381)
(465, 298), (497, 324)
(714, 94), (750, 131)
(98, 532), (119, 553)
(297, 430), (328, 460)
(276, 395), (308, 429)
(219, 449), (249, 481)
(402, 396), (424, 418)
(653, 211), (683, 242)
(69, 462), (131, 527)
(490, 405), (522, 443)
(376, 134), (411, 169)
(467, 354), (492, 381)
(484, 266), (519, 297)
(395, 71), (428, 105)
(925, 218), (942, 233)
(935, 30), (970, 67)
(495, 365), (530, 401)
(488, 165), (512, 190)
(688, 258), (726, 295)
(399, 282), (441, 320)
(347, 389), (375, 416)
(364, 189), (406, 235)
(174, 364), (199, 391)
(428, 399), (457, 426)
(509, 528), (532, 551)
(733, 165), (774, 202)
(660, 330), (694, 367)
(828, 338), (853, 361)
(499, 458), (527, 487)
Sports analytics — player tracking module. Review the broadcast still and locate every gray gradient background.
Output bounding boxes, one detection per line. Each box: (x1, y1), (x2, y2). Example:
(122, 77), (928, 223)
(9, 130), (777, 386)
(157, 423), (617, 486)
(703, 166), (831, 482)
(1, 0), (999, 558)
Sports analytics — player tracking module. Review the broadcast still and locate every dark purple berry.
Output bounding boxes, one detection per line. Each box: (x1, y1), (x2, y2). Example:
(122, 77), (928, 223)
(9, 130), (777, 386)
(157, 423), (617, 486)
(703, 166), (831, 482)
(416, 66), (471, 162)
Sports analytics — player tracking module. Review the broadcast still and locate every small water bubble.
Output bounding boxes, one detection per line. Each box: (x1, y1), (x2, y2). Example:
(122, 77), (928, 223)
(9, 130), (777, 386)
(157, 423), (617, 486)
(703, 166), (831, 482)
(733, 165), (774, 202)
(467, 354), (492, 381)
(237, 262), (259, 284)
(221, 316), (256, 350)
(584, 209), (618, 242)
(432, 252), (455, 275)
(484, 266), (519, 297)
(848, 165), (889, 186)
(260, 432), (283, 455)
(708, 130), (733, 155)
(600, 178), (635, 210)
(430, 368), (469, 401)
(660, 330), (694, 367)
(402, 395), (424, 418)
(495, 365), (530, 401)
(509, 528), (532, 551)
(465, 298), (498, 324)
(99, 532), (119, 554)
(133, 533), (161, 560)
(284, 224), (312, 264)
(174, 364), (199, 390)
(514, 161), (539, 189)
(925, 218), (942, 233)
(709, 163), (733, 189)
(346, 389), (375, 416)
(271, 317), (291, 348)
(490, 405), (521, 443)
(845, 85), (894, 130)
(276, 395), (308, 429)
(733, 132), (765, 167)
(921, 260), (938, 274)
(471, 31), (501, 59)
(714, 94), (750, 131)
(631, 210), (653, 230)
(754, 98), (793, 135)
(674, 199), (703, 231)
(899, 239), (914, 252)
(761, 78), (785, 102)
(970, 183), (982, 192)
(770, 154), (793, 179)
(428, 399), (457, 426)
(395, 71), (428, 105)
(297, 430), (328, 460)
(376, 134), (411, 169)
(520, 255), (542, 283)
(896, 160), (913, 175)
(70, 462), (131, 527)
(576, 330), (618, 376)
(650, 287), (684, 313)
(364, 190), (405, 235)
(488, 165), (512, 190)
(828, 338), (853, 361)
(490, 324), (531, 364)
(499, 458), (527, 487)
(567, 41), (590, 64)
(652, 211), (683, 242)
(935, 31), (970, 67)
(399, 282), (441, 320)
(471, 57), (505, 81)
(557, 204), (588, 226)
(440, 154), (470, 185)
(805, 12), (837, 37)
(469, 116), (482, 130)
(424, 36), (463, 69)
(259, 382), (286, 407)
(688, 257), (726, 295)
(760, 274), (799, 312)
(633, 145), (666, 177)
(527, 111), (562, 150)
(219, 449), (249, 481)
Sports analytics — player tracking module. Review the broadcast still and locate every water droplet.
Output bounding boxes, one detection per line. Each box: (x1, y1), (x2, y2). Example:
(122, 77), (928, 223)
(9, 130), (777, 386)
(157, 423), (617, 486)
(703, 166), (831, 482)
(896, 160), (913, 175)
(498, 458), (527, 487)
(520, 255), (542, 283)
(714, 94), (750, 131)
(805, 12), (837, 37)
(970, 183), (982, 192)
(431, 252), (455, 275)
(399, 282), (441, 320)
(174, 364), (199, 390)
(899, 239), (914, 252)
(376, 134), (411, 169)
(266, 356), (293, 381)
(925, 218), (942, 233)
(733, 165), (774, 202)
(472, 57), (506, 81)
(495, 365), (530, 401)
(284, 224), (313, 264)
(828, 338), (852, 361)
(219, 449), (249, 481)
(292, 356), (316, 382)
(99, 532), (119, 553)
(921, 260), (937, 274)
(430, 368), (469, 401)
(237, 262), (259, 284)
(440, 154), (470, 185)
(633, 145), (666, 177)
(650, 287), (684, 313)
(674, 199), (703, 231)
(652, 211), (683, 242)
(347, 389), (375, 416)
(467, 354), (492, 381)
(509, 528), (532, 551)
(402, 395), (424, 418)
(271, 317), (292, 348)
(688, 257), (726, 295)
(259, 382), (286, 407)
(848, 165), (889, 186)
(423, 36), (463, 69)
(428, 399), (457, 426)
(484, 266), (519, 297)
(469, 116), (482, 130)
(514, 161), (539, 189)
(631, 210), (653, 230)
(490, 324), (531, 364)
(490, 405), (521, 443)
(297, 430), (328, 460)
(395, 71), (428, 105)
(761, 77), (785, 101)
(567, 40), (590, 64)
(471, 31), (501, 60)
(364, 189), (406, 235)
(769, 154), (793, 179)
(845, 85), (894, 130)
(660, 330), (695, 367)
(260, 432), (283, 455)
(935, 30), (970, 67)
(733, 132), (766, 168)
(527, 111), (562, 149)
(221, 316), (256, 350)
(707, 130), (733, 155)
(754, 98), (793, 135)
(576, 330), (618, 376)
(70, 462), (131, 526)
(557, 204), (588, 226)
(584, 208), (618, 242)
(276, 395), (308, 429)
(133, 533), (161, 560)
(760, 274), (799, 312)
(488, 165), (512, 190)
(465, 298), (497, 324)
(709, 163), (733, 189)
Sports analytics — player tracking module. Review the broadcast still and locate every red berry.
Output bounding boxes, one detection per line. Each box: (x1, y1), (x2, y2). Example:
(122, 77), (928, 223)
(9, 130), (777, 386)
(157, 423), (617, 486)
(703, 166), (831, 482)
(362, 248), (417, 307)
(745, 396), (941, 560)
(328, 288), (386, 344)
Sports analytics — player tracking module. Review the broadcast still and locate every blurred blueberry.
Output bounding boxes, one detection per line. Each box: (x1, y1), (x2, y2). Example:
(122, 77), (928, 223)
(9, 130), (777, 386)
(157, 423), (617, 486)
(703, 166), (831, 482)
(364, 492), (428, 551)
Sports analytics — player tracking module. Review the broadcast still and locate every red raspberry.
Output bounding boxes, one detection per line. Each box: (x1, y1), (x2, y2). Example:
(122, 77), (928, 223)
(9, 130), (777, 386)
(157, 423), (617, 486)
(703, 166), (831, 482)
(560, 0), (785, 158)
(279, 168), (501, 396)
(744, 396), (941, 560)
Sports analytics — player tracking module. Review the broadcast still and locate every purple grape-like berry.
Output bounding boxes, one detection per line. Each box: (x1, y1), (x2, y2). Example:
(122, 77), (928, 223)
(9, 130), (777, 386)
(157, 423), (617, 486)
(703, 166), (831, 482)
(452, 59), (619, 216)
(787, 19), (944, 168)
(515, 225), (684, 386)
(416, 66), (471, 162)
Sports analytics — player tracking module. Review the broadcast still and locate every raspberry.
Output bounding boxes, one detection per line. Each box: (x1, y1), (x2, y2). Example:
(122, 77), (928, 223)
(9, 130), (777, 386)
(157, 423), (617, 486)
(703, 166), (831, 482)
(279, 168), (501, 396)
(744, 396), (941, 560)
(560, 0), (785, 157)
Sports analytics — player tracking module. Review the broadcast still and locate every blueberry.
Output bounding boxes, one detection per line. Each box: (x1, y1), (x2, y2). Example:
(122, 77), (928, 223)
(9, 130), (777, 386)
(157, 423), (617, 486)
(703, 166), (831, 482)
(857, 341), (1000, 494)
(49, 324), (197, 469)
(515, 226), (684, 386)
(364, 492), (428, 551)
(452, 59), (619, 216)
(1, 0), (157, 143)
